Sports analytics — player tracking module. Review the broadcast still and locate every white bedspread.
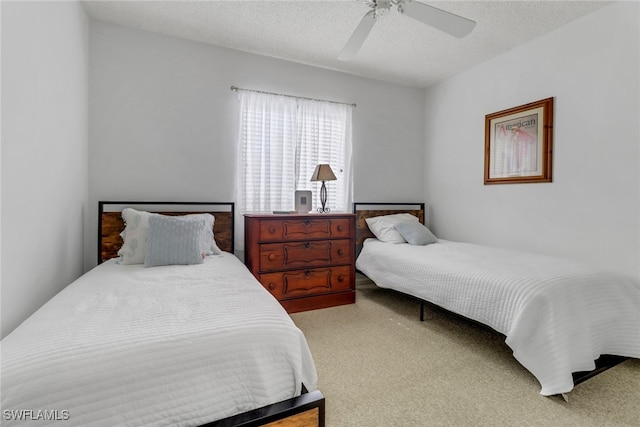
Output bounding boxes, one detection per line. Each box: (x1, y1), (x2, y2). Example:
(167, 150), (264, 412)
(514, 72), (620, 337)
(356, 239), (640, 395)
(1, 254), (317, 426)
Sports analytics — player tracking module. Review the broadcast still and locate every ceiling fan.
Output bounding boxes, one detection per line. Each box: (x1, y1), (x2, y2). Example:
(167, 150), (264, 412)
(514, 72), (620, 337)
(338, 0), (476, 61)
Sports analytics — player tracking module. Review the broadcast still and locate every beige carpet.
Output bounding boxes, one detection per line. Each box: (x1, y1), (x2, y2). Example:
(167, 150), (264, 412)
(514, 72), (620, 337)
(290, 276), (640, 427)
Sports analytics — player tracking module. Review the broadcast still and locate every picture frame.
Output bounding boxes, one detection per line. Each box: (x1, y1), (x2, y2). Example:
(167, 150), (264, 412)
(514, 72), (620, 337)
(295, 190), (312, 213)
(484, 97), (554, 184)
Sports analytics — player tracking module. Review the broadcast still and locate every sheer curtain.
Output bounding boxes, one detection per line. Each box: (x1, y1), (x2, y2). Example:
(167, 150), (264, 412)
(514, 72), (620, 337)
(237, 91), (298, 213)
(236, 90), (353, 218)
(295, 99), (352, 213)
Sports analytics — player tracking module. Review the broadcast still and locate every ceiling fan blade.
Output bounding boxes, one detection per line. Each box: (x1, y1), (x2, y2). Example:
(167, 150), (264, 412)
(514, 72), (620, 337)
(403, 1), (476, 38)
(338, 10), (376, 61)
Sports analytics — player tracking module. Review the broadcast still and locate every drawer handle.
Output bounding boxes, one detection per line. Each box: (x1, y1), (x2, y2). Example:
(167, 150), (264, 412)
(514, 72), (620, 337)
(304, 242), (311, 249)
(303, 220), (311, 227)
(338, 275), (345, 282)
(337, 249), (344, 256)
(268, 282), (276, 291)
(268, 226), (276, 234)
(268, 254), (276, 260)
(304, 270), (311, 277)
(337, 225), (343, 231)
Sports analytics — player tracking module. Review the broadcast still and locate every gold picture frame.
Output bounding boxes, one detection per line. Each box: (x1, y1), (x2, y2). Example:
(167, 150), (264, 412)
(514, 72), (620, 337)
(484, 97), (554, 184)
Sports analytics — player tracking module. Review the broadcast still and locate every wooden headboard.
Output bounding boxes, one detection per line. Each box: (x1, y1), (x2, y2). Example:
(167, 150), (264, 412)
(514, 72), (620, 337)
(352, 202), (425, 251)
(98, 201), (235, 264)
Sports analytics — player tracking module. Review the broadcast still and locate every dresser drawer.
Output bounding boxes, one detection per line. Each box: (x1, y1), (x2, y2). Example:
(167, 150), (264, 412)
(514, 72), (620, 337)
(260, 266), (352, 299)
(258, 218), (351, 242)
(260, 239), (352, 271)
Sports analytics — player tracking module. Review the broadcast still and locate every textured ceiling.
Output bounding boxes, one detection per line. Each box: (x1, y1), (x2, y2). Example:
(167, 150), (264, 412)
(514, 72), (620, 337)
(82, 0), (611, 88)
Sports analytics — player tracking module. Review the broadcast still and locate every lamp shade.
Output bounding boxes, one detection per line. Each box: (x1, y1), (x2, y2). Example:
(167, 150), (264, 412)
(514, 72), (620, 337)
(310, 164), (337, 182)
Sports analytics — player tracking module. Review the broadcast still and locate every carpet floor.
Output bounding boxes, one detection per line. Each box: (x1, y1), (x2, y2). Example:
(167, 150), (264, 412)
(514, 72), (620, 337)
(290, 276), (640, 427)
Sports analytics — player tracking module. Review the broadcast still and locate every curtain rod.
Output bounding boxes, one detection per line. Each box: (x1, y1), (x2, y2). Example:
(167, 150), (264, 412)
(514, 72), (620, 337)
(230, 86), (356, 108)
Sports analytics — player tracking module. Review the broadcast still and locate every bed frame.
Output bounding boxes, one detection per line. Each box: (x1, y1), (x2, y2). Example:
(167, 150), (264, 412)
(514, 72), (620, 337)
(206, 390), (325, 427)
(352, 201), (628, 396)
(98, 201), (325, 426)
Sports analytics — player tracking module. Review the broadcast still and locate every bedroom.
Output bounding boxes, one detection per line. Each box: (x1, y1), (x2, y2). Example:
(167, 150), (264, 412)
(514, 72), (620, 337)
(2, 0), (638, 425)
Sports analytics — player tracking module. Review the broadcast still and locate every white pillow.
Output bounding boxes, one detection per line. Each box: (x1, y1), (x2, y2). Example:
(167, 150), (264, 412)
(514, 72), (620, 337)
(187, 213), (222, 255)
(365, 213), (419, 243)
(118, 208), (154, 264)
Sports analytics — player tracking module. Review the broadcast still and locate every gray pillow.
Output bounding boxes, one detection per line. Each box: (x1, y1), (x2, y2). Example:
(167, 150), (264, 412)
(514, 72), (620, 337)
(144, 215), (205, 267)
(394, 221), (438, 246)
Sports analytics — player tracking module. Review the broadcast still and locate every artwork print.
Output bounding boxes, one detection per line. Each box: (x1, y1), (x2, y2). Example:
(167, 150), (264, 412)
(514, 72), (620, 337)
(484, 98), (553, 184)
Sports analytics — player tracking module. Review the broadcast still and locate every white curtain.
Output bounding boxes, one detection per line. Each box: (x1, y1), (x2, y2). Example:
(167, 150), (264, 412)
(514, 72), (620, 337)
(237, 91), (298, 213)
(295, 98), (352, 213)
(236, 90), (353, 216)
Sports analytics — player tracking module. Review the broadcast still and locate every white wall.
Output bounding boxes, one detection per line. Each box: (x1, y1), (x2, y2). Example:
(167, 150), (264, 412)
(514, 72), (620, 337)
(1, 1), (89, 338)
(424, 2), (639, 279)
(88, 21), (425, 267)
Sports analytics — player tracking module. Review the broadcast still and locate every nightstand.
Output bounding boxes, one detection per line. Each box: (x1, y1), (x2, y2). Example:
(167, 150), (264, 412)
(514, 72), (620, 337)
(244, 213), (356, 313)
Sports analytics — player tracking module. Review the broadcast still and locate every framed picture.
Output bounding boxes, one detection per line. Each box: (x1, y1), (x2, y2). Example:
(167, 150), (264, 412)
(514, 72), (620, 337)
(484, 97), (554, 184)
(295, 190), (312, 212)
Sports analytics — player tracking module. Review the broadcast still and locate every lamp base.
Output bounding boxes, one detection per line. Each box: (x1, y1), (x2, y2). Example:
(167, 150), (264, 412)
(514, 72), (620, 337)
(318, 181), (331, 213)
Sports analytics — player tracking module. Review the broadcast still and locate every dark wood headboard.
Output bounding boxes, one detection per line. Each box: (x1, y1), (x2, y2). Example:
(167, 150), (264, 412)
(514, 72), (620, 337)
(352, 202), (425, 252)
(98, 201), (235, 264)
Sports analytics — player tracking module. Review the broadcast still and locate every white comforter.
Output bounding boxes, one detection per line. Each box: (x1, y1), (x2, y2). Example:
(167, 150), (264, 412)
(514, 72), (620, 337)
(1, 254), (317, 426)
(356, 239), (640, 396)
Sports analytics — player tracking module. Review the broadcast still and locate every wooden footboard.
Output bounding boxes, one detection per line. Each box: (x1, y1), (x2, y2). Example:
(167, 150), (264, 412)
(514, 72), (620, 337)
(204, 390), (325, 427)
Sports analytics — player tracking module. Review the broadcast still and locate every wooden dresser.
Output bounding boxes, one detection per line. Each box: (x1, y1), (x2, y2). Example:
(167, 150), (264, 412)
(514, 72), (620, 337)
(244, 213), (356, 313)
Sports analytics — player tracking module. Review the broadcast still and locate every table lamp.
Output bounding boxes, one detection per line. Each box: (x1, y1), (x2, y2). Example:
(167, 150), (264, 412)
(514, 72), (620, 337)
(310, 164), (337, 213)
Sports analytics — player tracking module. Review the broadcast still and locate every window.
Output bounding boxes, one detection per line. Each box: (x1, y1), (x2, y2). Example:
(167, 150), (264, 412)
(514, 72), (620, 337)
(236, 90), (353, 214)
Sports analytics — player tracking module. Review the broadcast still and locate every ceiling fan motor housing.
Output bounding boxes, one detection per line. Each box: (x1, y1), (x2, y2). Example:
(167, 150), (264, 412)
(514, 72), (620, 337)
(365, 0), (408, 18)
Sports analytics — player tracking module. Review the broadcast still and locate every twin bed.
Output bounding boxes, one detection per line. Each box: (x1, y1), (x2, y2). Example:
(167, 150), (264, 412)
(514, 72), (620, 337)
(353, 203), (640, 397)
(1, 202), (322, 427)
(3, 200), (638, 426)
